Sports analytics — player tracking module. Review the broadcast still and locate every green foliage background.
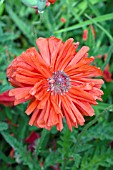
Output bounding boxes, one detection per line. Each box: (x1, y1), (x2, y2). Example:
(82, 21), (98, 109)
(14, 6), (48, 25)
(0, 0), (113, 169)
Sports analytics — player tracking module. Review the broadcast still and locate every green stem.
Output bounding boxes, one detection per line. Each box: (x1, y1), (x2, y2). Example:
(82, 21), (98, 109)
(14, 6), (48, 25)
(84, 13), (113, 42)
(34, 128), (48, 156)
(33, 129), (48, 170)
(76, 105), (113, 144)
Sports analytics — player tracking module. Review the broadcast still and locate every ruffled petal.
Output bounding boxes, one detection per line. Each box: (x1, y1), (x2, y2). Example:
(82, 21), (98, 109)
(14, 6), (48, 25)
(26, 99), (39, 115)
(9, 87), (32, 105)
(36, 38), (50, 65)
(65, 46), (89, 72)
(55, 38), (74, 71)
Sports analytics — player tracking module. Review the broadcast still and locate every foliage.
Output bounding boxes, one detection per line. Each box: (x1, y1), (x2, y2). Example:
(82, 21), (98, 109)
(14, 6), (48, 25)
(0, 0), (113, 170)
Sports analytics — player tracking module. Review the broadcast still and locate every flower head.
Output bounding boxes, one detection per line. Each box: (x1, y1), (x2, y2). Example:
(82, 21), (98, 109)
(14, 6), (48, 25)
(7, 36), (104, 131)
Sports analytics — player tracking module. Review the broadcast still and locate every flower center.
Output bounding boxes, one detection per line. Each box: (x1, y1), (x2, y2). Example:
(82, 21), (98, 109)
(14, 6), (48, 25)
(47, 71), (71, 95)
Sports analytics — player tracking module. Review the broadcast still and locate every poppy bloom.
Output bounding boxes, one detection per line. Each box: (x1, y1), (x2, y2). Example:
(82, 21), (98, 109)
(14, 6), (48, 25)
(48, 0), (56, 3)
(25, 131), (40, 151)
(82, 25), (96, 41)
(82, 30), (88, 41)
(0, 90), (14, 106)
(103, 65), (112, 82)
(60, 17), (66, 23)
(7, 36), (104, 131)
(103, 54), (112, 82)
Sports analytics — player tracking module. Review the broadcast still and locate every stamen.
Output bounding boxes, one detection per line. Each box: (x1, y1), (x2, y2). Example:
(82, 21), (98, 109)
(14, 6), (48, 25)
(47, 70), (71, 95)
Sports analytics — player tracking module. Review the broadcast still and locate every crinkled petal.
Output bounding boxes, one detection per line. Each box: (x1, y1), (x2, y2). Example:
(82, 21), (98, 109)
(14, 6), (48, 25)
(7, 36), (104, 131)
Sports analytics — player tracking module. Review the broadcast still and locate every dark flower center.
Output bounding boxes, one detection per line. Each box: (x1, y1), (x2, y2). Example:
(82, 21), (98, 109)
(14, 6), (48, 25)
(47, 71), (71, 95)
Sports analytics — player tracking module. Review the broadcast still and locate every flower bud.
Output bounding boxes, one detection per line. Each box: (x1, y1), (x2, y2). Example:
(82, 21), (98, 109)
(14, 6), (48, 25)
(37, 0), (46, 13)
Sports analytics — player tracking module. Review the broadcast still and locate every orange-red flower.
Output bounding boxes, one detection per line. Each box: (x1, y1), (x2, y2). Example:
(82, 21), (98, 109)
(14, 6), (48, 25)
(103, 65), (112, 82)
(7, 36), (104, 131)
(103, 54), (112, 82)
(48, 0), (56, 4)
(82, 30), (88, 41)
(0, 90), (14, 106)
(60, 17), (66, 23)
(82, 25), (96, 41)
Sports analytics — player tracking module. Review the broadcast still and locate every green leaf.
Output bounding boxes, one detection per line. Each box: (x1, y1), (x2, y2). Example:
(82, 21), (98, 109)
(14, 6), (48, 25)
(101, 43), (113, 70)
(1, 131), (34, 169)
(21, 0), (37, 7)
(55, 13), (113, 33)
(0, 2), (4, 16)
(82, 122), (113, 141)
(5, 4), (34, 45)
(75, 105), (113, 145)
(71, 154), (81, 169)
(34, 129), (49, 156)
(0, 0), (5, 6)
(82, 146), (113, 170)
(85, 14), (113, 42)
(0, 151), (14, 163)
(85, 26), (95, 48)
(0, 21), (5, 27)
(0, 32), (20, 42)
(0, 122), (8, 131)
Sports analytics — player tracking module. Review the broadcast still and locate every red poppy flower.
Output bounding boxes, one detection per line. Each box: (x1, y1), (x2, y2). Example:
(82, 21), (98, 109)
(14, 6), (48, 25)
(7, 36), (104, 131)
(82, 30), (88, 41)
(0, 90), (14, 106)
(48, 0), (56, 4)
(103, 65), (112, 82)
(82, 25), (96, 41)
(103, 54), (112, 82)
(60, 17), (66, 23)
(25, 131), (40, 151)
(25, 131), (40, 144)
